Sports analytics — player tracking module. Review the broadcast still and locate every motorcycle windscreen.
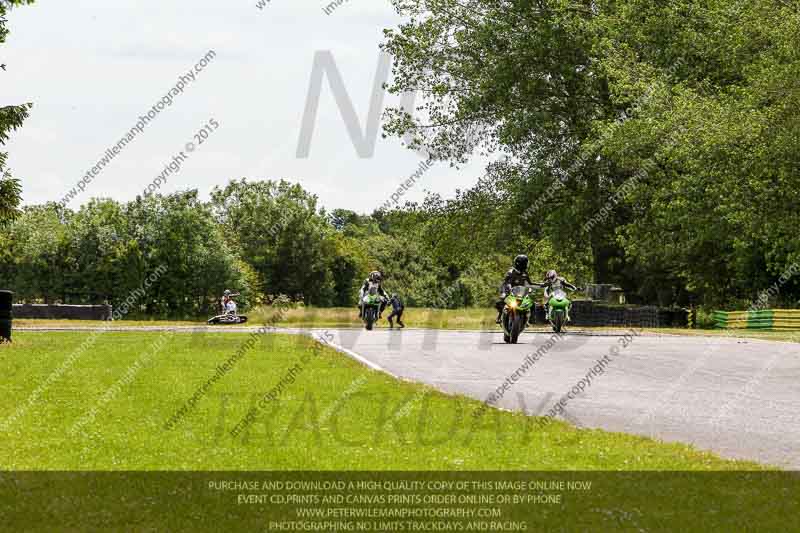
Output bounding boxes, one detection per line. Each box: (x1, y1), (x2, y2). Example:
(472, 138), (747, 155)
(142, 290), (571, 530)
(510, 286), (529, 298)
(549, 293), (570, 309)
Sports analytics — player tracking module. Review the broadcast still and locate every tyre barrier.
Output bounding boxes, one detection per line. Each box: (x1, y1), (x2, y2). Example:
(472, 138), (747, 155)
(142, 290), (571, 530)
(713, 309), (800, 330)
(11, 304), (113, 321)
(0, 290), (12, 342)
(534, 301), (688, 328)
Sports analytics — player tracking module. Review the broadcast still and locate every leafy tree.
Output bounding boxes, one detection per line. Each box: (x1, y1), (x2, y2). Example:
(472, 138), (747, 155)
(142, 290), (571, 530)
(381, 0), (624, 287)
(594, 0), (800, 305)
(61, 199), (136, 303)
(2, 204), (67, 303)
(211, 179), (337, 305)
(381, 0), (800, 307)
(0, 0), (34, 226)
(125, 191), (253, 316)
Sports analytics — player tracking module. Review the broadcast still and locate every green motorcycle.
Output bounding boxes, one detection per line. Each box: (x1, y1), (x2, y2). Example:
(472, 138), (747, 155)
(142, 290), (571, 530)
(361, 284), (384, 331)
(502, 285), (536, 344)
(547, 288), (573, 333)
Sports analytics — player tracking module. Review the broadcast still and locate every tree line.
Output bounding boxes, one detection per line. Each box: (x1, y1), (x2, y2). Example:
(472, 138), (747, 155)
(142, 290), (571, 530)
(3, 0), (799, 314)
(0, 180), (525, 316)
(379, 0), (800, 310)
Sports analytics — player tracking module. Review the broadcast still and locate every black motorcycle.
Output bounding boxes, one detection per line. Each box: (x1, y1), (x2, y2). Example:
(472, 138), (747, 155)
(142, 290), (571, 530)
(208, 299), (247, 325)
(207, 313), (248, 325)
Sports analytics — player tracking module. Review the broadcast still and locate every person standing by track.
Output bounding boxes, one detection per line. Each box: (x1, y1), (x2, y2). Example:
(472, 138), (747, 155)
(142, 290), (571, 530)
(387, 293), (406, 329)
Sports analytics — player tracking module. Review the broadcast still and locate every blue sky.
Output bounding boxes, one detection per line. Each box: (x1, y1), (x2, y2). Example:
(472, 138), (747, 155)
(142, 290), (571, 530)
(0, 0), (489, 212)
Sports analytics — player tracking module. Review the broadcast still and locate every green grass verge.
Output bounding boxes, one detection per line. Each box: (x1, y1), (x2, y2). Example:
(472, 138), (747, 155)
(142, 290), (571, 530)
(250, 306), (500, 330)
(0, 331), (766, 471)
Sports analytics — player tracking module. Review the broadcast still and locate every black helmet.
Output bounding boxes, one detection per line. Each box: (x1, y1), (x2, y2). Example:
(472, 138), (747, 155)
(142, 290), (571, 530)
(369, 271), (383, 283)
(513, 255), (529, 273)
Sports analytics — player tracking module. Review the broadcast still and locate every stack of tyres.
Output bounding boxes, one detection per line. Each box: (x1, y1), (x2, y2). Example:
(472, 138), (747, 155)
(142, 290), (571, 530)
(534, 303), (547, 325)
(571, 300), (593, 326)
(0, 290), (12, 342)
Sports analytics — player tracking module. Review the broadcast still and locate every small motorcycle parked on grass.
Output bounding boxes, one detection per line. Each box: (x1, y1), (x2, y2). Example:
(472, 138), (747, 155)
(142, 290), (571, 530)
(502, 285), (537, 344)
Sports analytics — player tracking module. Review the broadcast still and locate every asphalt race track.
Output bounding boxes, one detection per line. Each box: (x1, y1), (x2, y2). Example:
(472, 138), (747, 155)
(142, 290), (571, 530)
(322, 328), (800, 469)
(18, 325), (800, 468)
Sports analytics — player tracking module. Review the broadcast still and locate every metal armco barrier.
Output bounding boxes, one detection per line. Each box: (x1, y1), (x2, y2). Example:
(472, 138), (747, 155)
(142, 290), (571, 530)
(0, 290), (12, 342)
(713, 309), (800, 330)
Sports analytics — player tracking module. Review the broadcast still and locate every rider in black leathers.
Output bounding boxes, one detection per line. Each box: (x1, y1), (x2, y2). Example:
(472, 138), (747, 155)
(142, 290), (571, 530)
(358, 271), (389, 318)
(495, 255), (542, 324)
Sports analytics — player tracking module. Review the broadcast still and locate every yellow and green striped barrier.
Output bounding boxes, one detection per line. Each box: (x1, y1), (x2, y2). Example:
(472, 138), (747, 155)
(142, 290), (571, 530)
(713, 309), (800, 330)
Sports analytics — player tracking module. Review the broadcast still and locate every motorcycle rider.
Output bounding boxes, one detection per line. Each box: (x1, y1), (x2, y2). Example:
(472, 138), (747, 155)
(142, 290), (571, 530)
(541, 270), (580, 320)
(225, 297), (238, 315)
(358, 271), (389, 319)
(220, 289), (240, 315)
(495, 255), (542, 324)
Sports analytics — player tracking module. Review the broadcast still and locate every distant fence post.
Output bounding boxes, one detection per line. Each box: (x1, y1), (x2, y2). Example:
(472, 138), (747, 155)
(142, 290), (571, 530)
(0, 290), (12, 342)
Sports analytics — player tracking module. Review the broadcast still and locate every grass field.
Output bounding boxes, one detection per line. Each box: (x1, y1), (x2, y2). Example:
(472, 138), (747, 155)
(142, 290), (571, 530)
(251, 306), (499, 330)
(0, 330), (768, 471)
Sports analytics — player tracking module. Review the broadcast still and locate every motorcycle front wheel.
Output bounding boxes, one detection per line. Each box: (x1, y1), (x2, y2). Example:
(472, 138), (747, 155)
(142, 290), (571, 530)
(510, 313), (525, 344)
(552, 312), (564, 333)
(365, 308), (376, 330)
